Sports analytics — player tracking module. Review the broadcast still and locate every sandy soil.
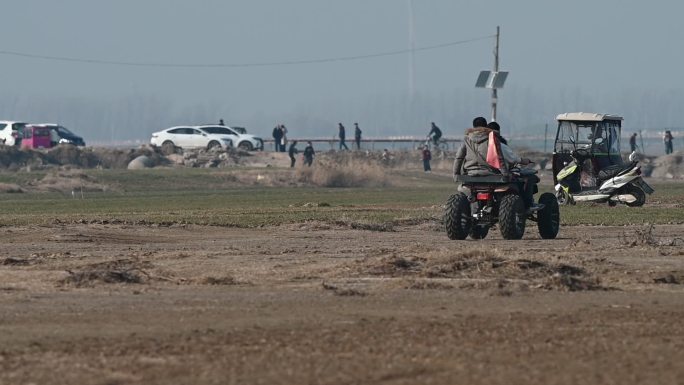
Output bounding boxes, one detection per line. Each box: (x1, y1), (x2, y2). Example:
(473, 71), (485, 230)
(1, 222), (684, 385)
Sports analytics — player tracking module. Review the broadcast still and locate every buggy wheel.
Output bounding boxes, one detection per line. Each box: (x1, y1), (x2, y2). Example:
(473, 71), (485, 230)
(469, 225), (489, 240)
(537, 193), (560, 239)
(444, 193), (471, 240)
(499, 194), (526, 240)
(620, 184), (646, 207)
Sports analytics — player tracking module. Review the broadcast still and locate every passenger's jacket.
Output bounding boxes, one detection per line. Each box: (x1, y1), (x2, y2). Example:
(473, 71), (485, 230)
(454, 127), (510, 177)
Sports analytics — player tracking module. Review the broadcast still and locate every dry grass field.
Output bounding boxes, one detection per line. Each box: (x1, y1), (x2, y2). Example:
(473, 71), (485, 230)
(1, 158), (683, 385)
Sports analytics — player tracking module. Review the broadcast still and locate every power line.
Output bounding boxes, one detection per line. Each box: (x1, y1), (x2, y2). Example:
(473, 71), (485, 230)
(0, 35), (494, 69)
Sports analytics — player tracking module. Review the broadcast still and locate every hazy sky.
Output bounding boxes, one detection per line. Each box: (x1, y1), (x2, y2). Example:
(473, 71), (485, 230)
(2, 0), (683, 140)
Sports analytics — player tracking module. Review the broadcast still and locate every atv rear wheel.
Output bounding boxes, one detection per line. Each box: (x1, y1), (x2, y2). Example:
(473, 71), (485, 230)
(537, 192), (560, 239)
(499, 194), (526, 240)
(444, 193), (471, 240)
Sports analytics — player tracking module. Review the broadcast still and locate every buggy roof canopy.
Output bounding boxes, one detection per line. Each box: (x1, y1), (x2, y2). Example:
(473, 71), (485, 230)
(556, 112), (623, 122)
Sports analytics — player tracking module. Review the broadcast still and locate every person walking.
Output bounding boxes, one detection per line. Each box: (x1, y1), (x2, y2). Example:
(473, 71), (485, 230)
(338, 123), (349, 150)
(219, 119), (225, 126)
(664, 130), (674, 154)
(422, 145), (432, 173)
(303, 141), (315, 166)
(272, 124), (283, 152)
(629, 133), (638, 152)
(288, 141), (298, 167)
(354, 123), (362, 150)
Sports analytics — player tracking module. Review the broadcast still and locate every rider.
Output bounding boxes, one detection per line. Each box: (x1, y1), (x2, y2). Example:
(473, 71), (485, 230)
(454, 117), (538, 210)
(428, 122), (442, 146)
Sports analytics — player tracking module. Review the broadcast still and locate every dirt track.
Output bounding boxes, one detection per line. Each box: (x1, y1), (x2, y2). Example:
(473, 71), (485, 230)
(1, 223), (684, 385)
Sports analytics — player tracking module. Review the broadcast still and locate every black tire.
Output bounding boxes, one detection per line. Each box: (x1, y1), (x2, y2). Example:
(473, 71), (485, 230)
(161, 140), (176, 155)
(499, 194), (526, 240)
(207, 140), (221, 150)
(238, 141), (253, 151)
(537, 192), (560, 239)
(469, 225), (489, 240)
(444, 193), (471, 240)
(622, 184), (646, 207)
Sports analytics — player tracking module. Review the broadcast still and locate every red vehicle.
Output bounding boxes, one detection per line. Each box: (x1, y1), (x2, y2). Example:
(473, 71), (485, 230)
(20, 124), (53, 150)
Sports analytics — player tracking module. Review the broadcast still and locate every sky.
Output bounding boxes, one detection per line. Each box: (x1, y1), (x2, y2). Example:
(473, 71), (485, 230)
(1, 0), (683, 142)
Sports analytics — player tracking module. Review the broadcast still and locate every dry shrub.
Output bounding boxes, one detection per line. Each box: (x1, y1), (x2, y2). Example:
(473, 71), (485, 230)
(296, 157), (390, 188)
(322, 282), (368, 296)
(0, 183), (23, 193)
(347, 248), (604, 292)
(33, 170), (110, 193)
(61, 259), (153, 287)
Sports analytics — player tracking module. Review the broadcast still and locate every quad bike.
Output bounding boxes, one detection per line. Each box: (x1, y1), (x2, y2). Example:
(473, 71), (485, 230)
(445, 169), (560, 240)
(553, 112), (654, 207)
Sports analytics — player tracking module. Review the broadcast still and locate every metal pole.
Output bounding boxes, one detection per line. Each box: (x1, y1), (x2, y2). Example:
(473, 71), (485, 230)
(491, 26), (500, 122)
(544, 123), (548, 153)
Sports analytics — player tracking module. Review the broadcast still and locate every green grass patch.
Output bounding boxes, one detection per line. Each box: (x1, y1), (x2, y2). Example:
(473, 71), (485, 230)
(0, 169), (681, 228)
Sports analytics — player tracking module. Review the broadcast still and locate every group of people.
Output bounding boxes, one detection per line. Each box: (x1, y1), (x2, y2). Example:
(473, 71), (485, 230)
(453, 116), (538, 209)
(287, 140), (315, 168)
(630, 131), (675, 154)
(271, 124), (289, 152)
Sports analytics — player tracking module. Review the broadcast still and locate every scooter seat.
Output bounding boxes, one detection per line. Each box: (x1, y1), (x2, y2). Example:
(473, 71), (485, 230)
(598, 163), (633, 181)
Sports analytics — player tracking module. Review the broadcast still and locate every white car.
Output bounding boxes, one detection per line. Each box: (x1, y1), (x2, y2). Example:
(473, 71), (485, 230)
(197, 125), (263, 151)
(0, 120), (28, 146)
(150, 126), (234, 152)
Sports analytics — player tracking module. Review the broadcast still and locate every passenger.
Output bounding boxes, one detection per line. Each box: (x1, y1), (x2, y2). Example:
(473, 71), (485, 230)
(486, 121), (508, 145)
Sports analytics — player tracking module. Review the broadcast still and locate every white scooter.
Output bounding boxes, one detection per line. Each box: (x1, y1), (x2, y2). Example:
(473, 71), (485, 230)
(555, 147), (654, 207)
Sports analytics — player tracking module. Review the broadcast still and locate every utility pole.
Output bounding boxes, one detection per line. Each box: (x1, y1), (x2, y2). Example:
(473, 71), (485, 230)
(475, 27), (507, 122)
(491, 26), (500, 122)
(407, 0), (416, 102)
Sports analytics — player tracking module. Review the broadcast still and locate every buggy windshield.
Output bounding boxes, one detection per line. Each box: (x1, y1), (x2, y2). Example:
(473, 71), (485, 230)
(555, 120), (621, 156)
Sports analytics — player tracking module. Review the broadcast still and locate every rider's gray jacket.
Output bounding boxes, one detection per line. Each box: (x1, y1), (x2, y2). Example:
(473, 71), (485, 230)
(453, 127), (522, 177)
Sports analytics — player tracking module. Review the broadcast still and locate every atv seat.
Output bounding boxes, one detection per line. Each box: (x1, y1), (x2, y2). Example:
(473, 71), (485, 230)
(598, 163), (634, 181)
(454, 175), (512, 184)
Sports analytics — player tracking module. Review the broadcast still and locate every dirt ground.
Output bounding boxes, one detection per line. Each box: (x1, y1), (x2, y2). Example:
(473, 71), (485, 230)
(1, 222), (684, 385)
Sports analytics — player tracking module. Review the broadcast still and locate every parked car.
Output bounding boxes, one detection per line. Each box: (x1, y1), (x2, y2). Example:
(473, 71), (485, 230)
(199, 125), (263, 151)
(40, 124), (86, 146)
(20, 124), (53, 150)
(150, 126), (234, 152)
(0, 120), (28, 146)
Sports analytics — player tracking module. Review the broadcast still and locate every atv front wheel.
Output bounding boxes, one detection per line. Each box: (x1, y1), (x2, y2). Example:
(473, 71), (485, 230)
(499, 194), (526, 240)
(537, 192), (560, 239)
(444, 193), (471, 240)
